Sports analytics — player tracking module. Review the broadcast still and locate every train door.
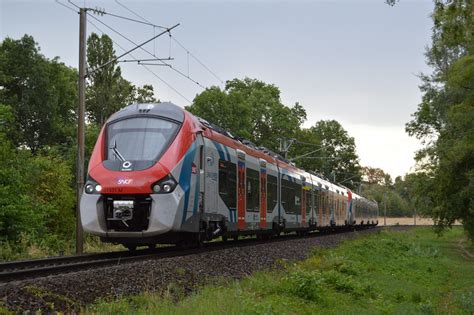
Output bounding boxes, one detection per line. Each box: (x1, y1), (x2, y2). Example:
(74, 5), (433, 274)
(329, 189), (335, 226)
(301, 184), (306, 227)
(259, 159), (267, 229)
(237, 149), (246, 230)
(347, 190), (353, 225)
(203, 139), (218, 213)
(317, 184), (323, 226)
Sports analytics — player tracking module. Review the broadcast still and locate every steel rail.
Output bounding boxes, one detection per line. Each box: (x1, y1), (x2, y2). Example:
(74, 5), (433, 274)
(0, 226), (385, 283)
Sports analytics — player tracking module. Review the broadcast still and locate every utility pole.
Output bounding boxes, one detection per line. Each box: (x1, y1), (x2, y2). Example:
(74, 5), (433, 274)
(383, 191), (387, 226)
(279, 138), (295, 159)
(76, 7), (87, 255)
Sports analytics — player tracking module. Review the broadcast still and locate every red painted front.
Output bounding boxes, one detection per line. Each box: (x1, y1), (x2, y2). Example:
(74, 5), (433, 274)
(87, 111), (197, 195)
(259, 169), (267, 229)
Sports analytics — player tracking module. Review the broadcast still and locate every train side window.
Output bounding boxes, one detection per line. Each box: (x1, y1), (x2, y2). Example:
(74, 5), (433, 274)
(218, 160), (236, 210)
(281, 177), (301, 214)
(281, 178), (292, 213)
(246, 168), (259, 212)
(305, 190), (311, 215)
(267, 174), (277, 213)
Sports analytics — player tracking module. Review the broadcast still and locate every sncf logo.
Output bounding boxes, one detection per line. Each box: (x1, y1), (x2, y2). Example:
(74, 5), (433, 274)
(117, 178), (133, 185)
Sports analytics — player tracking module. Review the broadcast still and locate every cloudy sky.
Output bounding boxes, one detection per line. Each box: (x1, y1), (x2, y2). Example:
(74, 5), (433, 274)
(1, 0), (434, 179)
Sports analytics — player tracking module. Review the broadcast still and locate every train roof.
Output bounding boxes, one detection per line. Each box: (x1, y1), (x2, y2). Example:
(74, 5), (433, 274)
(107, 102), (185, 123)
(112, 102), (372, 201)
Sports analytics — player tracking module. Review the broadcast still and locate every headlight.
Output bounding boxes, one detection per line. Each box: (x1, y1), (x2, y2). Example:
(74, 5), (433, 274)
(85, 184), (95, 194)
(163, 184), (172, 192)
(85, 177), (102, 194)
(151, 175), (177, 194)
(152, 184), (162, 193)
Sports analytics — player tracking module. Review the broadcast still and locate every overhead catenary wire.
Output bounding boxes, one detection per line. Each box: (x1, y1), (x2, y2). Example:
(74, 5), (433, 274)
(55, 1), (193, 104)
(86, 19), (193, 104)
(114, 0), (224, 85)
(170, 35), (224, 84)
(56, 0), (77, 13)
(89, 23), (180, 75)
(100, 10), (167, 29)
(86, 13), (206, 89)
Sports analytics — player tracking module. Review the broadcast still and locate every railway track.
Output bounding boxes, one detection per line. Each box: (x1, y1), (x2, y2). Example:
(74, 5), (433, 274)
(0, 226), (381, 283)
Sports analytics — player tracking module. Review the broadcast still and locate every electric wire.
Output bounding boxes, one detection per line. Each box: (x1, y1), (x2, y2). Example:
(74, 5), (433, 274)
(56, 0), (77, 13)
(170, 35), (224, 84)
(55, 1), (192, 104)
(87, 13), (205, 89)
(114, 0), (224, 85)
(87, 19), (192, 104)
(99, 11), (167, 29)
(115, 0), (160, 28)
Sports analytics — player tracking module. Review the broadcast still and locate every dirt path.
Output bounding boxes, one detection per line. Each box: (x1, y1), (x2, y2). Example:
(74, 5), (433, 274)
(457, 237), (474, 260)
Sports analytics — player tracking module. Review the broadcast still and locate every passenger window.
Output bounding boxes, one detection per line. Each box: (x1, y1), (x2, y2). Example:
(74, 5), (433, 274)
(218, 160), (236, 210)
(281, 177), (301, 214)
(305, 190), (312, 215)
(267, 175), (277, 213)
(246, 168), (259, 212)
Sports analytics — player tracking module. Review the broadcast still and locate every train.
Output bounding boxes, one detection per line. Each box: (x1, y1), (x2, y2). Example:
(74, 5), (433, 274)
(80, 102), (378, 250)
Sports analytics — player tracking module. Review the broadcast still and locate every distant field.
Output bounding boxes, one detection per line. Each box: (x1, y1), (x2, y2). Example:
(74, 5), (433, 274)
(382, 216), (462, 226)
(383, 216), (434, 226)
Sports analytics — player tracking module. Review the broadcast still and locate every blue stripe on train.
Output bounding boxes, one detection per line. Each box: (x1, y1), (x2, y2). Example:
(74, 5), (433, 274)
(179, 142), (197, 225)
(211, 140), (226, 161)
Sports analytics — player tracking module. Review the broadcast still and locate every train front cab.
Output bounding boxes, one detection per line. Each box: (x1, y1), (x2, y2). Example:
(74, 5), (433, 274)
(80, 103), (203, 247)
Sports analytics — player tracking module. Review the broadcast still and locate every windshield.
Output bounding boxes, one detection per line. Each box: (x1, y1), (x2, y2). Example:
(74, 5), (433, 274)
(107, 117), (180, 161)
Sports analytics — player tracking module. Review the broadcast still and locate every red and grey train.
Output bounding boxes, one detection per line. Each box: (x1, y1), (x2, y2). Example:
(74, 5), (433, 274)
(81, 102), (378, 249)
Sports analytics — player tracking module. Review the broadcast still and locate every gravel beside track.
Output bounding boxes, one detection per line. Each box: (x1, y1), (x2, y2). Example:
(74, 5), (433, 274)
(0, 227), (405, 313)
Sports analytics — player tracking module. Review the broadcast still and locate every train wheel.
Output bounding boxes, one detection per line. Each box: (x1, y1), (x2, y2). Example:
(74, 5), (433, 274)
(148, 244), (156, 250)
(222, 234), (228, 242)
(233, 235), (239, 241)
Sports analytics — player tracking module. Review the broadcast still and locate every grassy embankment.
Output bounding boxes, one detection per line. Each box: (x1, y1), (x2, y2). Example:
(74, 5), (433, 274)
(0, 236), (123, 262)
(88, 227), (474, 314)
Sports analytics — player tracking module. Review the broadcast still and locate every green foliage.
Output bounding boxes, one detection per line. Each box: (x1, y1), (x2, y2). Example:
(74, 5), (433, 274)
(86, 33), (133, 125)
(187, 78), (306, 152)
(0, 34), (163, 260)
(362, 166), (392, 186)
(292, 120), (361, 188)
(0, 104), (75, 258)
(86, 33), (158, 125)
(88, 228), (474, 314)
(131, 84), (158, 103)
(0, 35), (77, 153)
(405, 0), (474, 240)
(188, 78), (362, 188)
(362, 183), (412, 217)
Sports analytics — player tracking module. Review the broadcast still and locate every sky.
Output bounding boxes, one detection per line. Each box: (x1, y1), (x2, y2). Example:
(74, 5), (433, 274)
(0, 0), (434, 179)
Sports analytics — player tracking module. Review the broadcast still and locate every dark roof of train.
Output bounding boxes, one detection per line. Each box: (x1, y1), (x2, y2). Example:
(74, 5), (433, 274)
(107, 102), (185, 123)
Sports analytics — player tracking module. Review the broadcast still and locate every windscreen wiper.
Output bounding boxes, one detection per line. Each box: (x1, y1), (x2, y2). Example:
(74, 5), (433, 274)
(110, 139), (126, 161)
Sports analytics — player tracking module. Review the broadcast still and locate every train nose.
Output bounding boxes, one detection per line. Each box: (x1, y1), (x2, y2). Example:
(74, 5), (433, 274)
(80, 182), (185, 238)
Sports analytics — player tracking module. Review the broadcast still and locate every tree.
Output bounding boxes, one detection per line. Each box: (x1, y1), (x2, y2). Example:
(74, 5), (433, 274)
(130, 84), (158, 103)
(291, 120), (361, 189)
(87, 33), (132, 125)
(187, 77), (306, 152)
(0, 104), (75, 249)
(0, 35), (77, 153)
(405, 0), (474, 240)
(362, 166), (392, 186)
(86, 33), (158, 125)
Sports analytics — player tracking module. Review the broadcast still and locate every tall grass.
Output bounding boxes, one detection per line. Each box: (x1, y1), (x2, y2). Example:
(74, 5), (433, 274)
(87, 227), (474, 314)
